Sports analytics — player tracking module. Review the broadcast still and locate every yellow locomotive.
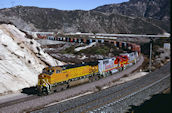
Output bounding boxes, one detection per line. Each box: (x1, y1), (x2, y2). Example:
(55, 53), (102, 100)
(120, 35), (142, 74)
(37, 52), (139, 95)
(37, 63), (98, 95)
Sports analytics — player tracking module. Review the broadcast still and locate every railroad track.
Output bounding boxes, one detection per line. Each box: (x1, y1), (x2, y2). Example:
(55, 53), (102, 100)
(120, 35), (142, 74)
(0, 56), (143, 111)
(92, 74), (170, 113)
(31, 62), (170, 113)
(0, 95), (38, 109)
(89, 74), (170, 113)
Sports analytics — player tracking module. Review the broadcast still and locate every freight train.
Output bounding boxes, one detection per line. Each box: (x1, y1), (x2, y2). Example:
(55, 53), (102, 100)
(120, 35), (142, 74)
(37, 51), (139, 95)
(37, 33), (141, 54)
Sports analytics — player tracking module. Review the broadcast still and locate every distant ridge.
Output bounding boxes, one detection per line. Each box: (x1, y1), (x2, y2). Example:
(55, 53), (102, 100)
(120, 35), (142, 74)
(0, 0), (170, 34)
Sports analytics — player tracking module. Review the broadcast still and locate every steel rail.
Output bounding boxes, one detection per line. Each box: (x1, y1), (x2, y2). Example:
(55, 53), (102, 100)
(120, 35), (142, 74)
(60, 64), (170, 113)
(0, 56), (142, 109)
(91, 74), (170, 113)
(0, 95), (38, 109)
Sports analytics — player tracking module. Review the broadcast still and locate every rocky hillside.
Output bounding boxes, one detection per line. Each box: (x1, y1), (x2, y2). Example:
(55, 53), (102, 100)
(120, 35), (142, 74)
(94, 0), (170, 21)
(0, 24), (64, 94)
(94, 0), (170, 32)
(0, 0), (170, 34)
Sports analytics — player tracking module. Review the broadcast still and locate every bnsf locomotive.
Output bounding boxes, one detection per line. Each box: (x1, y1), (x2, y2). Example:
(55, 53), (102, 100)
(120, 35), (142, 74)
(37, 52), (139, 95)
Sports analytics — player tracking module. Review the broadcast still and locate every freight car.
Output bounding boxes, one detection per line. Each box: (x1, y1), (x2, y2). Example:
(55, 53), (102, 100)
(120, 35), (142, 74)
(37, 52), (139, 95)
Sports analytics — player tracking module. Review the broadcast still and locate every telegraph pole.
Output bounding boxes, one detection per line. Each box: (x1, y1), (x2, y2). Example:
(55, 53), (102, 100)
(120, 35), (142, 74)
(149, 38), (153, 72)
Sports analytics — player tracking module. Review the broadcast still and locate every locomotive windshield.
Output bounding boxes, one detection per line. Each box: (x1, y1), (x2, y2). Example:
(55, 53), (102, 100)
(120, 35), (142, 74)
(42, 68), (54, 75)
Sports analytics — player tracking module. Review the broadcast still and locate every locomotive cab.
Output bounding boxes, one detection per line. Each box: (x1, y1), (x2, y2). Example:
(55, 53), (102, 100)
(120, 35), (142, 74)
(37, 67), (64, 95)
(37, 68), (55, 95)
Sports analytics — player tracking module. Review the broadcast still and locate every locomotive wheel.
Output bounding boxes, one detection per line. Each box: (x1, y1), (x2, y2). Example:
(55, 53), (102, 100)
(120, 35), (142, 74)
(89, 77), (93, 82)
(122, 66), (124, 70)
(37, 87), (42, 96)
(98, 75), (103, 79)
(108, 71), (112, 75)
(42, 87), (49, 95)
(63, 83), (69, 90)
(89, 76), (99, 82)
(119, 67), (122, 72)
(94, 76), (99, 80)
(37, 91), (42, 96)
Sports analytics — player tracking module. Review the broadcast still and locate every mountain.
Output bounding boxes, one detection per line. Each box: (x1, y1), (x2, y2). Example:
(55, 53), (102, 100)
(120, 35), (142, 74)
(93, 0), (170, 32)
(0, 0), (170, 34)
(94, 0), (170, 21)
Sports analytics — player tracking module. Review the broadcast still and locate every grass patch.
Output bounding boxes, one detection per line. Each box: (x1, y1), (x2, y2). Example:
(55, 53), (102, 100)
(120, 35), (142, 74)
(60, 46), (76, 54)
(60, 43), (124, 56)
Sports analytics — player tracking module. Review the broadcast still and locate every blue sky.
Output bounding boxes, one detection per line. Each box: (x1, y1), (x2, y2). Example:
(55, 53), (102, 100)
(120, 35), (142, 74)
(0, 0), (128, 10)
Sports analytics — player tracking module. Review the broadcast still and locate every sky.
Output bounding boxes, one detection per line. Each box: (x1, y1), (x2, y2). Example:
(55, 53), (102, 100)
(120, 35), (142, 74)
(0, 0), (128, 10)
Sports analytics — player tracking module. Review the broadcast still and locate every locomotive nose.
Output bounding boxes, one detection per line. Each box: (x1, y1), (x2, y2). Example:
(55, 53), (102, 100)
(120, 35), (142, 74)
(38, 74), (44, 79)
(38, 74), (46, 86)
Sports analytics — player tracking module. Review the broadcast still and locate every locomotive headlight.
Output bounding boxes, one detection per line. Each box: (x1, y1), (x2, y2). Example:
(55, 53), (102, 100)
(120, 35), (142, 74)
(38, 74), (45, 79)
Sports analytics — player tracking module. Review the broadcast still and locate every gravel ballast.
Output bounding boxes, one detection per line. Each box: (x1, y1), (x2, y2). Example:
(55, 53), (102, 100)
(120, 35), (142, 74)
(31, 62), (170, 113)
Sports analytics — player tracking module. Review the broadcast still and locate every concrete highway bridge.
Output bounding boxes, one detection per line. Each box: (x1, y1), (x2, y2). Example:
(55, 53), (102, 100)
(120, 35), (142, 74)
(28, 31), (170, 38)
(65, 32), (170, 38)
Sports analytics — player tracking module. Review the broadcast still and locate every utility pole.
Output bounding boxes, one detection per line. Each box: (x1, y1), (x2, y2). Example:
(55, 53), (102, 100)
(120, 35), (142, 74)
(149, 38), (153, 72)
